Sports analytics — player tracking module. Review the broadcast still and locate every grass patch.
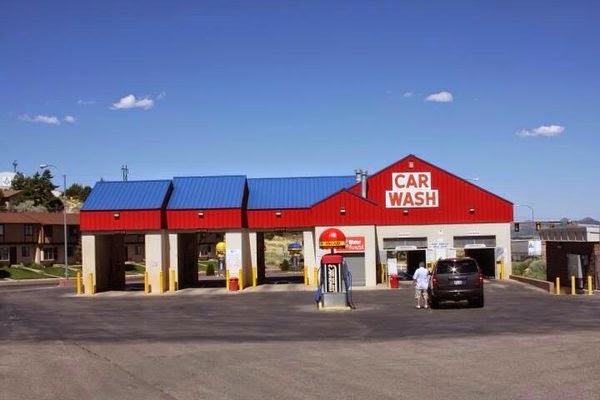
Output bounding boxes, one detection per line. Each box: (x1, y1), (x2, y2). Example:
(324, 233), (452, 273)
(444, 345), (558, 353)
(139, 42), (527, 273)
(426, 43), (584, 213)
(0, 266), (50, 279)
(43, 266), (79, 278)
(513, 257), (546, 280)
(125, 262), (145, 275)
(198, 260), (218, 272)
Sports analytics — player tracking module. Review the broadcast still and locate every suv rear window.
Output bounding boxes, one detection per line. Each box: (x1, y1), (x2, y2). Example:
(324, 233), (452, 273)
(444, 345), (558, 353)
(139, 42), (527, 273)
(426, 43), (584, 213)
(435, 259), (478, 274)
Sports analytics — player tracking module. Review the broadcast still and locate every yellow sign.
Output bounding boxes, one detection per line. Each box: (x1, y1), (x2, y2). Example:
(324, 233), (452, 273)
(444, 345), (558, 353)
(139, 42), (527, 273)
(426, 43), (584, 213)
(319, 240), (345, 248)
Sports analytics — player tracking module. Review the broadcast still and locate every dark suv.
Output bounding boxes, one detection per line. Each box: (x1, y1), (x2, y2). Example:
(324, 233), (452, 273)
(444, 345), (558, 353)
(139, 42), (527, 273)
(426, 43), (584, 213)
(428, 257), (484, 308)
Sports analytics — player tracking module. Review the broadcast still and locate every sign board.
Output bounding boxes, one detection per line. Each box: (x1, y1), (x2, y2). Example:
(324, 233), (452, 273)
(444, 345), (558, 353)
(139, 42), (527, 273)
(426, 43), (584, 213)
(226, 249), (242, 271)
(527, 241), (542, 256)
(386, 258), (398, 276)
(385, 172), (439, 208)
(335, 236), (365, 253)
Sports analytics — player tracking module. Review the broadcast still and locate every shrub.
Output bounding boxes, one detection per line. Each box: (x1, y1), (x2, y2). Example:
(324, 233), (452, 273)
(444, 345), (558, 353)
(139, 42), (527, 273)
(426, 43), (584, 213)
(26, 262), (44, 270)
(206, 263), (215, 276)
(524, 259), (546, 280)
(280, 259), (290, 271)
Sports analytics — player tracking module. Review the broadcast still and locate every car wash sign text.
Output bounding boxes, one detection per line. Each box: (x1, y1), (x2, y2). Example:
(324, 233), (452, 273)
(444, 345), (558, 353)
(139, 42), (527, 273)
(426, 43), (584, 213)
(385, 172), (439, 208)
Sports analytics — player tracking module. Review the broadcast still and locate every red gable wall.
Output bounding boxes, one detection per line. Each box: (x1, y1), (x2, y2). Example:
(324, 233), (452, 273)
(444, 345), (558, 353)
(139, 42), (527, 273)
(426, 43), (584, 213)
(362, 154), (513, 225)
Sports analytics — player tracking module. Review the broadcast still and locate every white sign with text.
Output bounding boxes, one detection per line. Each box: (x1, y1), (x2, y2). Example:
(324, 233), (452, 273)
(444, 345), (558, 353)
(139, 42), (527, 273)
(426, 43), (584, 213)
(385, 172), (439, 208)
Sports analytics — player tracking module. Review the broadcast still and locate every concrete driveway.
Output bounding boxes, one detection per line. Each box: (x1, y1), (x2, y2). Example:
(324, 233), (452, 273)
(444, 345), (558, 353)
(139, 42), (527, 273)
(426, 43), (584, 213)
(1, 280), (599, 400)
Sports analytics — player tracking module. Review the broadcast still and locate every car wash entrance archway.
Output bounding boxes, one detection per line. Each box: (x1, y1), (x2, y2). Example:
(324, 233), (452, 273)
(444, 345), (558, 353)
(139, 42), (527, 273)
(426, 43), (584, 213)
(256, 231), (305, 285)
(83, 233), (127, 292)
(454, 236), (497, 277)
(464, 247), (496, 277)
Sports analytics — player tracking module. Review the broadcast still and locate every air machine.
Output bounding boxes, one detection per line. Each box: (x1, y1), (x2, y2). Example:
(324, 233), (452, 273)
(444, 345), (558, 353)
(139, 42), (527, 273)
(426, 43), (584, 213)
(314, 228), (355, 310)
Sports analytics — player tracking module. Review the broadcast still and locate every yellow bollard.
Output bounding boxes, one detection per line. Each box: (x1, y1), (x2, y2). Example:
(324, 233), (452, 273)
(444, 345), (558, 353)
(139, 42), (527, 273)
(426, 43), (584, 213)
(380, 263), (385, 284)
(497, 260), (504, 280)
(588, 276), (593, 295)
(87, 272), (94, 295)
(313, 267), (318, 287)
(252, 267), (257, 287)
(571, 275), (576, 295)
(555, 277), (560, 295)
(225, 269), (229, 290)
(238, 268), (243, 290)
(76, 271), (82, 295)
(159, 270), (164, 293)
(169, 268), (176, 292)
(144, 271), (150, 294)
(304, 265), (308, 285)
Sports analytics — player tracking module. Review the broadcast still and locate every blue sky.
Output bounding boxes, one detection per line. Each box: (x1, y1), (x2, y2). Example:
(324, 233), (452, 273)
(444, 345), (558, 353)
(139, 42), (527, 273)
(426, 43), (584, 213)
(2, 1), (599, 221)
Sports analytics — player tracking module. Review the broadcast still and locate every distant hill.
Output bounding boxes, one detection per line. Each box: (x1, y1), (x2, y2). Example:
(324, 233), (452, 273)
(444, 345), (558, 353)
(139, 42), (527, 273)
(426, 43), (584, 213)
(578, 217), (600, 225)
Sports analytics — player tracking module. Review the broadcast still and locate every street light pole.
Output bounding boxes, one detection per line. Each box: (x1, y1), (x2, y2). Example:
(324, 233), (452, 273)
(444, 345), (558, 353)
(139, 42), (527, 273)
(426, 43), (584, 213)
(62, 173), (68, 279)
(515, 204), (535, 223)
(40, 164), (69, 280)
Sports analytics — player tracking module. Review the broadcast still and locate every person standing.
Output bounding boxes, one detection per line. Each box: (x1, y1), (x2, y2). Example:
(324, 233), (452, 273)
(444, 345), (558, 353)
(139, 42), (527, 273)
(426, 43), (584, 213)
(413, 261), (429, 309)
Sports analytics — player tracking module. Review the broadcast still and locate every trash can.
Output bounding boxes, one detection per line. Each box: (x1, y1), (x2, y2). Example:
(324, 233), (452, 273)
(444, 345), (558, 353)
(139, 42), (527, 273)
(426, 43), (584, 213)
(229, 277), (239, 291)
(389, 274), (399, 289)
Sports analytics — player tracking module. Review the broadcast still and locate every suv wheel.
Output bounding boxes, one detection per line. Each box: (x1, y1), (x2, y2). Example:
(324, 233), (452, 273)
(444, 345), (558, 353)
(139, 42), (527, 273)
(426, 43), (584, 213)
(429, 296), (439, 309)
(470, 295), (484, 308)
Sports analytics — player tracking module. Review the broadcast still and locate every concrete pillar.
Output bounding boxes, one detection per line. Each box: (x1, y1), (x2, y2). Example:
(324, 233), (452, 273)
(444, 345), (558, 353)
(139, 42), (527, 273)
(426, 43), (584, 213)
(145, 231), (169, 293)
(82, 234), (96, 295)
(249, 231), (258, 286)
(224, 231), (250, 287)
(168, 233), (179, 275)
(363, 226), (377, 287)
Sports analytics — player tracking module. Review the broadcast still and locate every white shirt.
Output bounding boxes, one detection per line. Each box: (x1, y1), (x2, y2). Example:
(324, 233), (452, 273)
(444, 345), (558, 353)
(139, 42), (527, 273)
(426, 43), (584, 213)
(413, 266), (429, 290)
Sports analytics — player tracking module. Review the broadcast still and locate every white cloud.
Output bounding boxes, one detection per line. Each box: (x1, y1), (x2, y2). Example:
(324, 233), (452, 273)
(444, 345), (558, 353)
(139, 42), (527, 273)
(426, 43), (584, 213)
(18, 113), (76, 125)
(516, 124), (565, 137)
(402, 91), (413, 98)
(425, 90), (454, 103)
(18, 114), (60, 125)
(110, 94), (154, 110)
(156, 91), (166, 100)
(77, 99), (96, 106)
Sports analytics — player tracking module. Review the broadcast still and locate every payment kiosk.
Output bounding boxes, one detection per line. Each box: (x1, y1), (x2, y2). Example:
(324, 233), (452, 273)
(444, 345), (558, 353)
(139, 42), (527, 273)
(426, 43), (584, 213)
(314, 228), (354, 310)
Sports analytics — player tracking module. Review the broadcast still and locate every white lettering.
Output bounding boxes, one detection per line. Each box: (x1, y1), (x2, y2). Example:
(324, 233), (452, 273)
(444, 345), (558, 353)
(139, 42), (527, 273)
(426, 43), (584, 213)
(391, 172), (431, 190)
(387, 172), (438, 208)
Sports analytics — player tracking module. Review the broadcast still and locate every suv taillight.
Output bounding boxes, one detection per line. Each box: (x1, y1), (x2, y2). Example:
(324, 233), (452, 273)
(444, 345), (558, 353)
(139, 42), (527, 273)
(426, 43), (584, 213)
(432, 275), (438, 288)
(478, 272), (484, 286)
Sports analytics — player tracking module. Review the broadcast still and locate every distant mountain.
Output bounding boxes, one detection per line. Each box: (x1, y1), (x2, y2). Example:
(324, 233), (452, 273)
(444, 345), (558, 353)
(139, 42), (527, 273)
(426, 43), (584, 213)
(578, 217), (600, 225)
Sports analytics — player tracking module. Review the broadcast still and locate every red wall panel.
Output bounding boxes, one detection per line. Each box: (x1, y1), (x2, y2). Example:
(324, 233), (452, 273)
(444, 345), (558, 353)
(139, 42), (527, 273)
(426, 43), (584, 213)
(246, 209), (313, 229)
(166, 209), (242, 229)
(362, 155), (513, 225)
(80, 210), (163, 231)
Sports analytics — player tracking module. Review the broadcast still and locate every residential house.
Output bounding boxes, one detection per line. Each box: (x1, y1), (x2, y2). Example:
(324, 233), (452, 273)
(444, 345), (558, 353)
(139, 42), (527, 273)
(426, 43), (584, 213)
(0, 212), (80, 266)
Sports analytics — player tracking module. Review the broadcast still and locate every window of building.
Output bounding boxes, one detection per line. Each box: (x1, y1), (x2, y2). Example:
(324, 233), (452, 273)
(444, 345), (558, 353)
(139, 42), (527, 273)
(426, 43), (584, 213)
(0, 247), (9, 261)
(67, 246), (74, 257)
(134, 245), (142, 255)
(24, 224), (34, 242)
(42, 247), (55, 261)
(44, 226), (53, 240)
(21, 246), (31, 258)
(69, 225), (78, 239)
(0, 224), (4, 242)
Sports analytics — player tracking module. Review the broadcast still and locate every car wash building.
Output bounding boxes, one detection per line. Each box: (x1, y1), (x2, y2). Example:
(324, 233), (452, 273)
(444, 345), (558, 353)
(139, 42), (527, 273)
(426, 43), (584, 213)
(80, 154), (513, 294)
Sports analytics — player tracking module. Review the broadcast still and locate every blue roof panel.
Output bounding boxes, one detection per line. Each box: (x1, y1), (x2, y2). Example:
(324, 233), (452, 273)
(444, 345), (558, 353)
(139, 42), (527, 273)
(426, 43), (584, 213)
(81, 180), (172, 210)
(167, 176), (247, 209)
(247, 176), (355, 209)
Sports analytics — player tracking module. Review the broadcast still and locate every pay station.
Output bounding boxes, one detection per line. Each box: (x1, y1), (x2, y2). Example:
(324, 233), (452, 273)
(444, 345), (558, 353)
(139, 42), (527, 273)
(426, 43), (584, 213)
(314, 228), (354, 310)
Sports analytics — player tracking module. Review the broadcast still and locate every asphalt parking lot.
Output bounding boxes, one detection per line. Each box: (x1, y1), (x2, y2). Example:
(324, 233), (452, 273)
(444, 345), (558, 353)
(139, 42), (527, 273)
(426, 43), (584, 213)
(1, 280), (599, 400)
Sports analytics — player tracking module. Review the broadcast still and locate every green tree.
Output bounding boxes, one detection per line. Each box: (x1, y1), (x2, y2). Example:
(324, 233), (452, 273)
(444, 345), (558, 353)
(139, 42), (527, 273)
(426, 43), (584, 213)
(65, 183), (91, 202)
(11, 171), (61, 212)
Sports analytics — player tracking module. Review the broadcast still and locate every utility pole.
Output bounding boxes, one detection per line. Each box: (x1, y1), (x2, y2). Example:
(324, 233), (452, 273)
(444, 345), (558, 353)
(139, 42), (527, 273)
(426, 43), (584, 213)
(121, 164), (129, 181)
(12, 160), (17, 172)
